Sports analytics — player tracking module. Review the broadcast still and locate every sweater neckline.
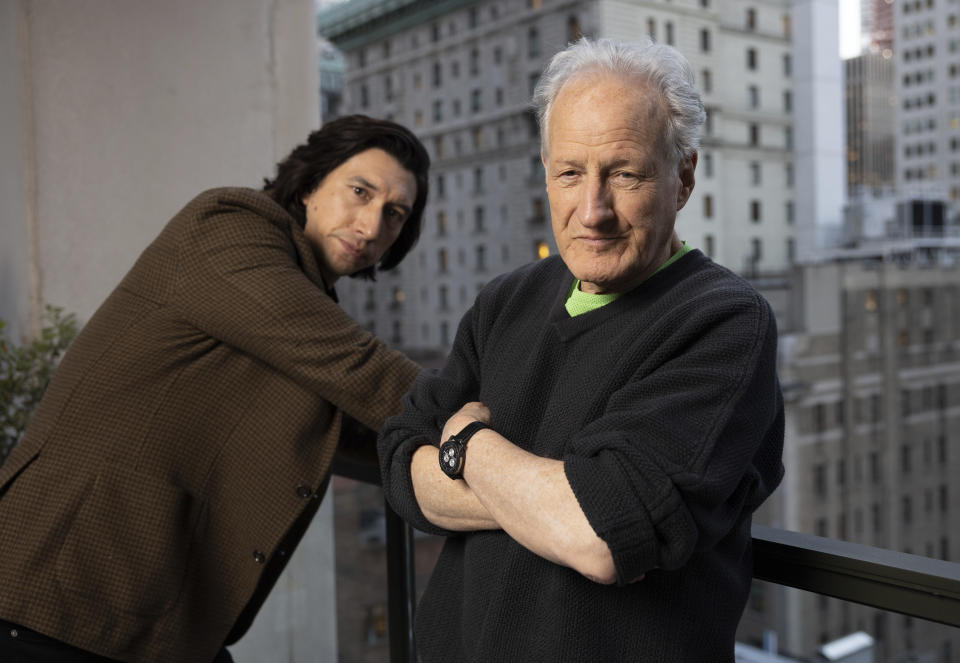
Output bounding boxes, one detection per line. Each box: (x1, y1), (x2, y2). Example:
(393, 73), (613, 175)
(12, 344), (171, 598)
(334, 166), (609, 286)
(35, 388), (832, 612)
(548, 249), (706, 342)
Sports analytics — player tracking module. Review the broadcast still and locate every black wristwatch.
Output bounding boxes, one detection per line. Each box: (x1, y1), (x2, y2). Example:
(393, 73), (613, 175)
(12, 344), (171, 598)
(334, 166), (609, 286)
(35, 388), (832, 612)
(438, 421), (489, 480)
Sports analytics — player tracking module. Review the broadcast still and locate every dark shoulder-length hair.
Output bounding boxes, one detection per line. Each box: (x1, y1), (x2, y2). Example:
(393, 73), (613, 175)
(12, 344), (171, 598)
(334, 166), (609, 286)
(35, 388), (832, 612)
(263, 114), (430, 280)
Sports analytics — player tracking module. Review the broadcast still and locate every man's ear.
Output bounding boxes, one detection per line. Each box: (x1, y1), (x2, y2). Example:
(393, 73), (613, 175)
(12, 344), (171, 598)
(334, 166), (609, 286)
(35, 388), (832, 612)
(676, 151), (697, 210)
(541, 150), (549, 188)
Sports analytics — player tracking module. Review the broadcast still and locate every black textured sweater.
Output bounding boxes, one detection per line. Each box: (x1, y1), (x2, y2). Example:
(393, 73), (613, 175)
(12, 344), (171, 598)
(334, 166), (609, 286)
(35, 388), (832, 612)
(379, 251), (784, 662)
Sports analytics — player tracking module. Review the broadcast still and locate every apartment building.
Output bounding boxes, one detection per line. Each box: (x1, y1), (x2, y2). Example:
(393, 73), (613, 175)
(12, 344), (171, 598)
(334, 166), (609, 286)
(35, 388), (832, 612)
(318, 0), (800, 353)
(741, 244), (960, 662)
(896, 0), (960, 210)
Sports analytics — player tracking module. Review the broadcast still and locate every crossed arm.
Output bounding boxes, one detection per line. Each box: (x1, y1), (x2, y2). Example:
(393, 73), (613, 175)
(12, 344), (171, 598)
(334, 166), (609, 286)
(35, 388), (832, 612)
(409, 402), (621, 585)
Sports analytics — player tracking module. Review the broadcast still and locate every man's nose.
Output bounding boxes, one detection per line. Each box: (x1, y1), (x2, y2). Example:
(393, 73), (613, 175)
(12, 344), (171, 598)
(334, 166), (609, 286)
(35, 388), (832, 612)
(354, 206), (383, 242)
(579, 178), (614, 227)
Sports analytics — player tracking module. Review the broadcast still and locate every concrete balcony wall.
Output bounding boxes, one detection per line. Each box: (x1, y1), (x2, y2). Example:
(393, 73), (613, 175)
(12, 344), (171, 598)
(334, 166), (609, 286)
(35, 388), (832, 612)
(0, 1), (335, 661)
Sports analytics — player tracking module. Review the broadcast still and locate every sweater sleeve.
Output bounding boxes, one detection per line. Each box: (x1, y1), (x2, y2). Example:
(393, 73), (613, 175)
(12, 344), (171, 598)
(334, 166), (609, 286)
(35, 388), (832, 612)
(171, 190), (421, 432)
(378, 299), (487, 535)
(563, 293), (784, 586)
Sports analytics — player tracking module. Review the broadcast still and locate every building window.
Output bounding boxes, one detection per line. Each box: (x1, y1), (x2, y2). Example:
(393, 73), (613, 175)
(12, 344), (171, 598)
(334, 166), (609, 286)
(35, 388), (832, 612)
(360, 83), (369, 109)
(703, 194), (713, 218)
(700, 29), (711, 52)
(384, 75), (394, 102)
(437, 211), (447, 236)
(474, 205), (485, 231)
(476, 245), (487, 271)
(747, 7), (757, 30)
(813, 462), (827, 497)
(703, 152), (713, 177)
(704, 234), (715, 257)
(701, 69), (712, 93)
(748, 85), (760, 109)
(786, 200), (794, 224)
(433, 100), (443, 123)
(666, 21), (674, 45)
(750, 237), (763, 263)
(750, 200), (762, 222)
(749, 123), (760, 146)
(647, 18), (656, 41)
(783, 53), (792, 76)
(786, 162), (794, 186)
(870, 452), (881, 483)
(431, 23), (440, 42)
(471, 89), (482, 113)
(901, 443), (912, 474)
(786, 237), (795, 262)
(567, 15), (582, 42)
(902, 496), (913, 525)
(436, 174), (445, 197)
(750, 161), (761, 185)
(433, 61), (442, 87)
(470, 48), (479, 76)
(535, 240), (550, 260)
(528, 26), (540, 58)
(747, 47), (758, 70)
(532, 197), (546, 223)
(438, 248), (448, 273)
(784, 90), (793, 113)
(813, 403), (826, 433)
(473, 167), (484, 192)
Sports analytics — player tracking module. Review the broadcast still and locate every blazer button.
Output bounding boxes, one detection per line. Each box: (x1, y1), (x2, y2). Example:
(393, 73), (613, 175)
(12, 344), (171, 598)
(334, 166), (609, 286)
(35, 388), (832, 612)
(253, 550), (266, 564)
(295, 485), (313, 498)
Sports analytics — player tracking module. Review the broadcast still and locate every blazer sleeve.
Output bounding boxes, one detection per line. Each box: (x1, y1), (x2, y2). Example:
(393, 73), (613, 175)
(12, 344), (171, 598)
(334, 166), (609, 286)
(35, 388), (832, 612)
(171, 192), (421, 431)
(563, 293), (784, 585)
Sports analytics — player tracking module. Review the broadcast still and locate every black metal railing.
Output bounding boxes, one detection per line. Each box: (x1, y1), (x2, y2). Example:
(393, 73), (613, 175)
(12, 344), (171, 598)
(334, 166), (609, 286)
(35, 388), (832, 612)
(332, 445), (960, 663)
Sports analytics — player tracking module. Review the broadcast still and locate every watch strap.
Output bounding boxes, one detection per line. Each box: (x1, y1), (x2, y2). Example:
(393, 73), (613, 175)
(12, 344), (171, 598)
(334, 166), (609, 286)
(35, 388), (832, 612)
(455, 420), (489, 445)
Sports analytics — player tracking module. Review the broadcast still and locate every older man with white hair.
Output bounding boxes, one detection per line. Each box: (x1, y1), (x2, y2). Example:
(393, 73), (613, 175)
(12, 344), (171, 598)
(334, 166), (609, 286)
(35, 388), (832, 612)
(379, 37), (784, 662)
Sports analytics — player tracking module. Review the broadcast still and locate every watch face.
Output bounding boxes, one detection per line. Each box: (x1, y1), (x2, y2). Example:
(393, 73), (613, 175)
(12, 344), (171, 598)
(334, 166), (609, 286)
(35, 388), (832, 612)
(439, 439), (463, 478)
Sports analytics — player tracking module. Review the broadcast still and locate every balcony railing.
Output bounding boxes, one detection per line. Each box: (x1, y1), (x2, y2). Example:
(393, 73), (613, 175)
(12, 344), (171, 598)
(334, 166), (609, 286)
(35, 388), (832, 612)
(331, 440), (960, 663)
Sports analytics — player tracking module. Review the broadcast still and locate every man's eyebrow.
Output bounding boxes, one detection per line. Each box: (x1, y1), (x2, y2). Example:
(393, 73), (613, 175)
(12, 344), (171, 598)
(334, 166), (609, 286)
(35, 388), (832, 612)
(349, 175), (378, 191)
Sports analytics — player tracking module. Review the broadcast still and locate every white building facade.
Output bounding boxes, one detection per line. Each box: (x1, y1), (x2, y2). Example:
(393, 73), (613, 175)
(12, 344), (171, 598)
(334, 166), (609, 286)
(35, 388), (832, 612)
(319, 0), (807, 353)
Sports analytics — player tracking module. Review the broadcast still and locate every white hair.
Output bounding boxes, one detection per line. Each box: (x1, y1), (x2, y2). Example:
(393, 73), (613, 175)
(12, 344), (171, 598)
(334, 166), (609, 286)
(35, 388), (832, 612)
(533, 37), (705, 164)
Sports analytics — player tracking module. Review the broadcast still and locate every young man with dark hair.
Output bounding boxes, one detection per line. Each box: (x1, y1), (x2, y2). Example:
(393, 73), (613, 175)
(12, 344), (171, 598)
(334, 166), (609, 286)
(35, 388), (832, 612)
(0, 115), (429, 663)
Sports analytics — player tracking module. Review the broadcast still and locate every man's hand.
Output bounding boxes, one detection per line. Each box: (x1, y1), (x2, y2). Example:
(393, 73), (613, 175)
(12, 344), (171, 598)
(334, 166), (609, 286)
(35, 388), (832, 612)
(441, 401), (491, 443)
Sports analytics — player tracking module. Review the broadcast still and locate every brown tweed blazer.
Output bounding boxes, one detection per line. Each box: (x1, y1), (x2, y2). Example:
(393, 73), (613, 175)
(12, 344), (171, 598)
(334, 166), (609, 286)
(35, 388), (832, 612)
(0, 188), (420, 663)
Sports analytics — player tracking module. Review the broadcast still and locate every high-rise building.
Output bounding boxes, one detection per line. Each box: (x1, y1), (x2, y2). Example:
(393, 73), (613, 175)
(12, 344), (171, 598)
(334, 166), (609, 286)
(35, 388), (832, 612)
(862, 0), (894, 54)
(740, 242), (960, 662)
(895, 0), (960, 212)
(318, 0), (804, 354)
(845, 52), (895, 198)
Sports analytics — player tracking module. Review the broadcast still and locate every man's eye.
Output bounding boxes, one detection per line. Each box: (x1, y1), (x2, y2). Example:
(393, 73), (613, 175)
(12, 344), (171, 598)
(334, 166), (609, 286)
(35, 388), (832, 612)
(353, 186), (367, 197)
